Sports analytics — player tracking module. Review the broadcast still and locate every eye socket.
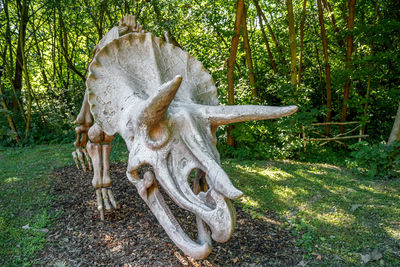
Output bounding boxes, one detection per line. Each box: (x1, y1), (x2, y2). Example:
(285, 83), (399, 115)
(149, 124), (165, 140)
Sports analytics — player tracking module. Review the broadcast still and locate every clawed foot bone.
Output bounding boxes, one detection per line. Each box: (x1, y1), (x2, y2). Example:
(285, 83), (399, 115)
(72, 148), (92, 172)
(95, 187), (118, 220)
(72, 151), (80, 169)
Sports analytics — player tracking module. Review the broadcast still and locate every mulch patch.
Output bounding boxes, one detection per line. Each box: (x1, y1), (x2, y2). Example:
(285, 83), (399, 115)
(35, 162), (304, 266)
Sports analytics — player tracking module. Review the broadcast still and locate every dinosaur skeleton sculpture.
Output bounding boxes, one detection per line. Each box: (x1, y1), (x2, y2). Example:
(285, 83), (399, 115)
(74, 15), (298, 259)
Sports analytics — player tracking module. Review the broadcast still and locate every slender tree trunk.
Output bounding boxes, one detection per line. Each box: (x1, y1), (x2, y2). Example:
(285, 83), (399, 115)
(317, 0), (333, 135)
(0, 53), (27, 123)
(21, 48), (32, 139)
(387, 105), (400, 146)
(286, 0), (297, 85)
(13, 0), (29, 110)
(322, 0), (345, 48)
(315, 44), (324, 105)
(226, 0), (244, 147)
(31, 10), (50, 87)
(0, 64), (21, 145)
(4, 0), (13, 73)
(0, 91), (22, 145)
(58, 6), (86, 82)
(298, 0), (307, 86)
(340, 0), (357, 133)
(2, 0), (27, 122)
(255, 4), (277, 73)
(253, 0), (286, 67)
(241, 6), (257, 97)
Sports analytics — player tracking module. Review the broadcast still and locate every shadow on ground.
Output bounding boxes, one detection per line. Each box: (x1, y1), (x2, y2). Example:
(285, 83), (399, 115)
(35, 163), (304, 266)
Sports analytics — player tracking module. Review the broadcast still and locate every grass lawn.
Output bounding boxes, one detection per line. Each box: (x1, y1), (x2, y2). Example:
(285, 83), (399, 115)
(226, 160), (400, 266)
(1, 141), (399, 266)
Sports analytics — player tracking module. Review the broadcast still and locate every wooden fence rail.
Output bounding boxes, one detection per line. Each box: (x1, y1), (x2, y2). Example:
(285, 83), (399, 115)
(302, 121), (369, 149)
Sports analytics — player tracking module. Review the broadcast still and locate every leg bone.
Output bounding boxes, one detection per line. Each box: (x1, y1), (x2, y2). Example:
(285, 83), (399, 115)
(102, 144), (112, 187)
(87, 142), (103, 188)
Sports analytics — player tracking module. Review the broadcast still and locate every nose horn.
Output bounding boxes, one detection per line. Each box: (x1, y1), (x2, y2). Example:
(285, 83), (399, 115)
(197, 105), (298, 126)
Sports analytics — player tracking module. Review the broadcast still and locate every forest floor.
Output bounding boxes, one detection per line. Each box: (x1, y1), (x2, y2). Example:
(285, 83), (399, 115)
(1, 143), (399, 266)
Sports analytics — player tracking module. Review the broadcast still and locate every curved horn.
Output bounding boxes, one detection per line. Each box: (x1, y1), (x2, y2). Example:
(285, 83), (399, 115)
(139, 75), (182, 127)
(197, 105), (298, 126)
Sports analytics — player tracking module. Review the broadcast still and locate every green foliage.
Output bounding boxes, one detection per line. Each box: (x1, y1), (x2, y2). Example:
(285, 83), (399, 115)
(1, 0), (399, 153)
(288, 219), (316, 256)
(347, 141), (400, 178)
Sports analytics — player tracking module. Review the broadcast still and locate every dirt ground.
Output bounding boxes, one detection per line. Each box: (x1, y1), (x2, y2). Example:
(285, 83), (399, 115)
(35, 163), (304, 266)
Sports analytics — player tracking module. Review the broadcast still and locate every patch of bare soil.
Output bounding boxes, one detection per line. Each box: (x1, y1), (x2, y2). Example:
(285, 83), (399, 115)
(35, 163), (304, 266)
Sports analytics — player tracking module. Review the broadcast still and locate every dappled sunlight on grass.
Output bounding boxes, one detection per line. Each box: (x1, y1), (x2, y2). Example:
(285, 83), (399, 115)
(384, 226), (400, 240)
(3, 176), (23, 183)
(239, 195), (260, 208)
(223, 159), (400, 265)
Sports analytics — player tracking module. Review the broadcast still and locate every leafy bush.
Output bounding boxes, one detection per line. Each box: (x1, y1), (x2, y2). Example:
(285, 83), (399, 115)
(347, 141), (400, 178)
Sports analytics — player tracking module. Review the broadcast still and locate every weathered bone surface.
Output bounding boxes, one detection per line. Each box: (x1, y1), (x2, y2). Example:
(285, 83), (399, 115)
(76, 14), (298, 260)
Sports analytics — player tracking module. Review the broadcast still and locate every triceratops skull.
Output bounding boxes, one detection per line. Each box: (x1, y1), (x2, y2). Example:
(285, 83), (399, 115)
(86, 23), (297, 259)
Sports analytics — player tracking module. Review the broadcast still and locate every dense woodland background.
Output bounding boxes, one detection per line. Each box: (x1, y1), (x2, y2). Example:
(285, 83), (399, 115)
(0, 0), (399, 164)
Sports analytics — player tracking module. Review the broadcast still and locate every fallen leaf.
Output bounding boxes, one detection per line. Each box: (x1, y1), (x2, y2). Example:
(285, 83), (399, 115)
(21, 224), (48, 233)
(233, 257), (239, 263)
(316, 254), (322, 260)
(361, 253), (370, 264)
(351, 204), (362, 212)
(371, 249), (383, 261)
(297, 260), (307, 267)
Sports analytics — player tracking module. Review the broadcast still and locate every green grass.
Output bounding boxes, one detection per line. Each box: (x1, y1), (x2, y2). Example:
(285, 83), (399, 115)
(225, 160), (400, 266)
(1, 141), (399, 266)
(0, 136), (129, 266)
(0, 144), (72, 265)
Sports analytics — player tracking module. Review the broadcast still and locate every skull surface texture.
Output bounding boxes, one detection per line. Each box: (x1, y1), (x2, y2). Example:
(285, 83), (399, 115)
(86, 29), (297, 259)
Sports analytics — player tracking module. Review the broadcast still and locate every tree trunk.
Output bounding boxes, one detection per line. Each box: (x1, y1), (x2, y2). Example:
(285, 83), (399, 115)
(0, 52), (26, 123)
(317, 0), (333, 135)
(340, 0), (357, 133)
(31, 10), (50, 87)
(0, 64), (22, 145)
(226, 0), (245, 147)
(13, 0), (29, 110)
(58, 6), (86, 82)
(322, 0), (345, 48)
(253, 0), (286, 67)
(255, 6), (277, 73)
(21, 49), (32, 140)
(315, 44), (324, 105)
(241, 6), (257, 97)
(298, 0), (307, 86)
(286, 0), (297, 85)
(387, 105), (400, 146)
